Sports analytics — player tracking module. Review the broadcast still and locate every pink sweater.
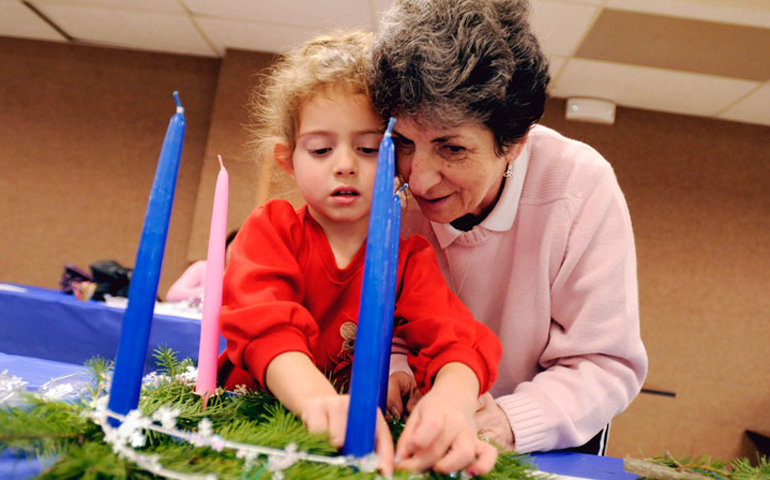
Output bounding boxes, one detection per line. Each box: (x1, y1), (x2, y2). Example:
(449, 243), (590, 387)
(400, 125), (648, 453)
(166, 260), (206, 302)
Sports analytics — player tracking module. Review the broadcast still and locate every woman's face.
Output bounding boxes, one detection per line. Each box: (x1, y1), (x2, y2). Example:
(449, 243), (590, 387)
(393, 118), (522, 224)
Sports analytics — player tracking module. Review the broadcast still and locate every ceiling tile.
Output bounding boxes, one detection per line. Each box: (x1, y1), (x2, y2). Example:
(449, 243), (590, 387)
(552, 0), (604, 4)
(180, 0), (374, 31)
(0, 1), (66, 42)
(194, 17), (327, 56)
(34, 0), (184, 13)
(717, 84), (770, 126)
(530, 0), (599, 56)
(605, 0), (770, 29)
(35, 4), (217, 56)
(576, 9), (770, 81)
(551, 59), (761, 118)
(546, 54), (567, 80)
(2, 0), (768, 128)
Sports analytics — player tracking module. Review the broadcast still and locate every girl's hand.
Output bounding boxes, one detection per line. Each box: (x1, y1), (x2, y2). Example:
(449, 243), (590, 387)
(386, 371), (422, 419)
(300, 394), (351, 448)
(266, 352), (395, 474)
(394, 363), (498, 475)
(300, 394), (395, 475)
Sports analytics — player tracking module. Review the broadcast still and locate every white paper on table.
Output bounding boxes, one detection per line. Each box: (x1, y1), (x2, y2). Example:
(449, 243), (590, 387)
(102, 294), (203, 320)
(0, 283), (27, 293)
(536, 471), (597, 480)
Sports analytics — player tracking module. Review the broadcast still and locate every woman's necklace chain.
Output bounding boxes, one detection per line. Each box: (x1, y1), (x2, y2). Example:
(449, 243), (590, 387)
(448, 254), (471, 297)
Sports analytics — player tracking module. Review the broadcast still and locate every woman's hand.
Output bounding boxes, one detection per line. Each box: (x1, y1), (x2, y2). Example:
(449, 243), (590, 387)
(394, 363), (497, 476)
(386, 371), (422, 419)
(474, 392), (515, 451)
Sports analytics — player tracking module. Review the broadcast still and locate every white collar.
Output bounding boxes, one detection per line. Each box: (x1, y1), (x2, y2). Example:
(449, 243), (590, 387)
(431, 140), (530, 249)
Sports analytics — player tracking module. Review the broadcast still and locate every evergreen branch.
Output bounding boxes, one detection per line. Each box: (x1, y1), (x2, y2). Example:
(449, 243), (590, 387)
(83, 356), (113, 400)
(151, 346), (192, 378)
(36, 441), (157, 480)
(625, 453), (770, 480)
(625, 457), (714, 480)
(0, 397), (99, 456)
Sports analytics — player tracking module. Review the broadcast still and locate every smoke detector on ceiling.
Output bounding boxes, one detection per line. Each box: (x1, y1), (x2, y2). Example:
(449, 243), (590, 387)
(565, 97), (616, 125)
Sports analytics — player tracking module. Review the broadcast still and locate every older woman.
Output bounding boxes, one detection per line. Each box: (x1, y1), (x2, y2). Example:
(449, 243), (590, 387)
(375, 0), (648, 458)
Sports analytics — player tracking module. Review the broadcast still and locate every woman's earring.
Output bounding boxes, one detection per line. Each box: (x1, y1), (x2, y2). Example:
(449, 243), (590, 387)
(503, 162), (514, 178)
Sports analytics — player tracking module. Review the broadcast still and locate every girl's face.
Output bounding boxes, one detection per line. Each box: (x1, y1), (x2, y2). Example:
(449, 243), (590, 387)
(393, 118), (524, 224)
(286, 90), (383, 233)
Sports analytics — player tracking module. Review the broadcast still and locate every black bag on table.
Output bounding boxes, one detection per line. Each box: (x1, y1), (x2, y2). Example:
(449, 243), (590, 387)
(90, 260), (132, 301)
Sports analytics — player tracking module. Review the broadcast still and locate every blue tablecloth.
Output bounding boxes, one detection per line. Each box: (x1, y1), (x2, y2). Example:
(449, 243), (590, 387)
(0, 353), (84, 390)
(0, 283), (224, 373)
(531, 452), (635, 480)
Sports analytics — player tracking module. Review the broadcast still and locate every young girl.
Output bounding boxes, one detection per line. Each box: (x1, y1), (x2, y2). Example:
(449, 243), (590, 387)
(217, 31), (501, 476)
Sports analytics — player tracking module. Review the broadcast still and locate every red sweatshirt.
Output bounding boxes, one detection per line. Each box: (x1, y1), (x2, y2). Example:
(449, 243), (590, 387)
(217, 199), (500, 393)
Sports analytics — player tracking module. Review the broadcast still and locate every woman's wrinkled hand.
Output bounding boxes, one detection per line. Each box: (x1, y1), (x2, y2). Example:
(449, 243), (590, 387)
(474, 392), (515, 451)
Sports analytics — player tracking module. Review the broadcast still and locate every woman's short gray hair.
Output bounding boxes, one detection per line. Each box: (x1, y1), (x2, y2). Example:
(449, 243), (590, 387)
(371, 0), (550, 155)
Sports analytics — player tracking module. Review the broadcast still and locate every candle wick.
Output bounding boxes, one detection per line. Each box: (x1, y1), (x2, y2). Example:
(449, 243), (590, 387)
(173, 91), (184, 114)
(386, 117), (396, 136)
(217, 154), (224, 169)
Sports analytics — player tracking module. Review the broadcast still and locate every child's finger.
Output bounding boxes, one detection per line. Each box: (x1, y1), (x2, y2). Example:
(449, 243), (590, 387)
(326, 399), (349, 448)
(396, 441), (449, 473)
(395, 411), (452, 471)
(465, 439), (499, 477)
(386, 377), (405, 418)
(394, 407), (418, 459)
(431, 433), (476, 474)
(395, 408), (434, 460)
(405, 386), (422, 414)
(300, 401), (329, 435)
(375, 410), (395, 475)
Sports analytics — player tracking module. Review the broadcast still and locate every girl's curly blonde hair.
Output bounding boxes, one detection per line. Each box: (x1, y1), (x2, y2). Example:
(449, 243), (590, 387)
(248, 30), (376, 163)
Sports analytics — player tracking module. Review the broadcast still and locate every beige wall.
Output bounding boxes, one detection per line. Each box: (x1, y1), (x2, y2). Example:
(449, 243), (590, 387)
(0, 37), (220, 295)
(185, 48), (302, 263)
(0, 36), (768, 462)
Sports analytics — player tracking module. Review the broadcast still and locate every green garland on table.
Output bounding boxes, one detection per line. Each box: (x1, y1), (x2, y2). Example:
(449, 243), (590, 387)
(0, 348), (540, 480)
(624, 453), (770, 480)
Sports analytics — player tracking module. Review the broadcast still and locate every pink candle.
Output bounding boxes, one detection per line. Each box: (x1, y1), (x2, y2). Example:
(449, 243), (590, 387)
(195, 155), (228, 398)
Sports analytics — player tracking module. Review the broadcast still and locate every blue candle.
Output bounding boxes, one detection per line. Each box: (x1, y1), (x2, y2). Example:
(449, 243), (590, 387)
(107, 92), (185, 424)
(344, 117), (398, 457)
(377, 185), (406, 413)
